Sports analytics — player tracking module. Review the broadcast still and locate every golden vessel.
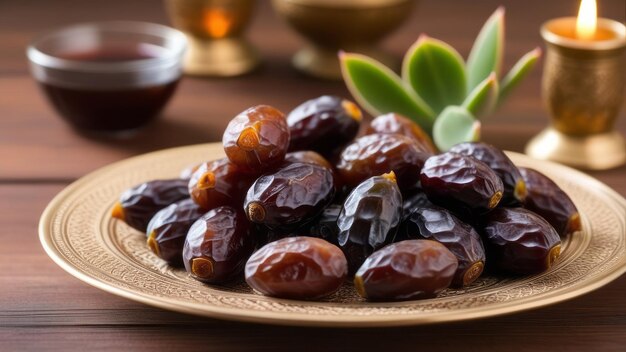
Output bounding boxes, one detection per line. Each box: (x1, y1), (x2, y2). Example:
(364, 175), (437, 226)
(526, 18), (626, 170)
(272, 0), (415, 80)
(165, 0), (259, 76)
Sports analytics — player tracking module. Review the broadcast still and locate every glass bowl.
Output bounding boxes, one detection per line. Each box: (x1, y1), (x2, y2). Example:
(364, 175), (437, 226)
(27, 21), (187, 133)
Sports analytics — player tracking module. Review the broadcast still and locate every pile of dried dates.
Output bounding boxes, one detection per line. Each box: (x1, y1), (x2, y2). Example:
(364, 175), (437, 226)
(112, 95), (581, 302)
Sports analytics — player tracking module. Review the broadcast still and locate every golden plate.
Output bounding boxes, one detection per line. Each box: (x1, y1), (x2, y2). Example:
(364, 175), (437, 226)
(39, 143), (626, 327)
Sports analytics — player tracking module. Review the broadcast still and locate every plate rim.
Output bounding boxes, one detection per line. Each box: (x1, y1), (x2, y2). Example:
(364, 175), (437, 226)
(38, 143), (626, 327)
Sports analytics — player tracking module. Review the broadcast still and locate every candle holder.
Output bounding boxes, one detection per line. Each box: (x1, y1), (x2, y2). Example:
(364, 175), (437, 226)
(526, 18), (626, 170)
(165, 0), (259, 77)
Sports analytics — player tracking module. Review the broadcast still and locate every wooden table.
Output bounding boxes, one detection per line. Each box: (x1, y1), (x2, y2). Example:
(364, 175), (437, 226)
(1, 0), (625, 350)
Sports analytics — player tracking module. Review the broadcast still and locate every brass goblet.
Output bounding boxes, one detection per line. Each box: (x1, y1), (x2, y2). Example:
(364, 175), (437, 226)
(272, 0), (415, 80)
(165, 0), (259, 76)
(526, 18), (626, 170)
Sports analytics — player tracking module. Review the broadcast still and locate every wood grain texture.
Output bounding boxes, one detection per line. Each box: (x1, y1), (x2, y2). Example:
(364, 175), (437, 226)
(2, 185), (626, 352)
(1, 0), (625, 350)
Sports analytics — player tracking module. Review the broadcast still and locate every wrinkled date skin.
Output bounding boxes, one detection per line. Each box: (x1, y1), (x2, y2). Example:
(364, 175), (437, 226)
(338, 173), (403, 273)
(245, 162), (335, 228)
(365, 113), (437, 154)
(287, 95), (362, 157)
(146, 199), (206, 266)
(223, 105), (290, 174)
(245, 236), (348, 300)
(188, 158), (255, 211)
(401, 186), (433, 220)
(112, 179), (189, 232)
(398, 206), (486, 287)
(284, 150), (339, 189)
(337, 133), (429, 192)
(355, 240), (458, 301)
(284, 150), (333, 170)
(450, 142), (526, 205)
(519, 167), (581, 237)
(420, 152), (504, 216)
(183, 206), (255, 283)
(308, 204), (341, 245)
(480, 207), (561, 275)
(260, 204), (342, 245)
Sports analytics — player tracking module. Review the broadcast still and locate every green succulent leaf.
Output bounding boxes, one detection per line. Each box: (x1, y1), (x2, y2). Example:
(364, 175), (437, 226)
(340, 52), (435, 132)
(402, 35), (467, 114)
(466, 7), (504, 91)
(499, 47), (541, 104)
(433, 106), (481, 151)
(463, 72), (499, 119)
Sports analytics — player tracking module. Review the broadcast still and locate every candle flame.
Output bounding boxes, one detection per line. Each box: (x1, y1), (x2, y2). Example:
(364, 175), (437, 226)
(576, 0), (597, 40)
(203, 9), (233, 39)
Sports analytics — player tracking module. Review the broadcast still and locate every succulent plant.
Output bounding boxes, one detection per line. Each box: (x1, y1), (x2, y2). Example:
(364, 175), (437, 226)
(339, 7), (541, 151)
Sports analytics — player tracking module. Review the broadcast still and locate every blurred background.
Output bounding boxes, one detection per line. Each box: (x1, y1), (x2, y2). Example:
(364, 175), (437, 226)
(0, 0), (624, 180)
(1, 1), (626, 350)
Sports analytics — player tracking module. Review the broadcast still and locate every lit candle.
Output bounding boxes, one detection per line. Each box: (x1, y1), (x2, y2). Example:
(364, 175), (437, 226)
(526, 0), (626, 170)
(542, 0), (620, 42)
(576, 0), (597, 40)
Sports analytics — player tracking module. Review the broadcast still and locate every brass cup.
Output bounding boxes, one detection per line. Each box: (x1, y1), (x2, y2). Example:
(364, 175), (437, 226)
(526, 18), (626, 170)
(271, 0), (415, 80)
(165, 0), (259, 76)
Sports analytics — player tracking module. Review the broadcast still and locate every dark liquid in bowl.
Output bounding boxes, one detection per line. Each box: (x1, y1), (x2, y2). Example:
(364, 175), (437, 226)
(58, 46), (161, 62)
(40, 47), (179, 132)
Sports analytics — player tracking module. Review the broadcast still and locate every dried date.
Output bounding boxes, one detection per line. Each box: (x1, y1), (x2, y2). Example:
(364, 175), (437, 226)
(245, 162), (335, 228)
(183, 206), (255, 283)
(354, 240), (458, 301)
(146, 199), (205, 266)
(284, 150), (333, 170)
(112, 179), (189, 232)
(188, 158), (254, 210)
(365, 113), (437, 154)
(420, 152), (504, 215)
(450, 142), (526, 205)
(287, 95), (362, 157)
(223, 105), (290, 174)
(401, 185), (433, 220)
(398, 206), (486, 287)
(336, 133), (429, 192)
(337, 172), (403, 273)
(259, 204), (342, 245)
(519, 167), (581, 237)
(480, 207), (561, 275)
(245, 236), (348, 300)
(284, 150), (339, 188)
